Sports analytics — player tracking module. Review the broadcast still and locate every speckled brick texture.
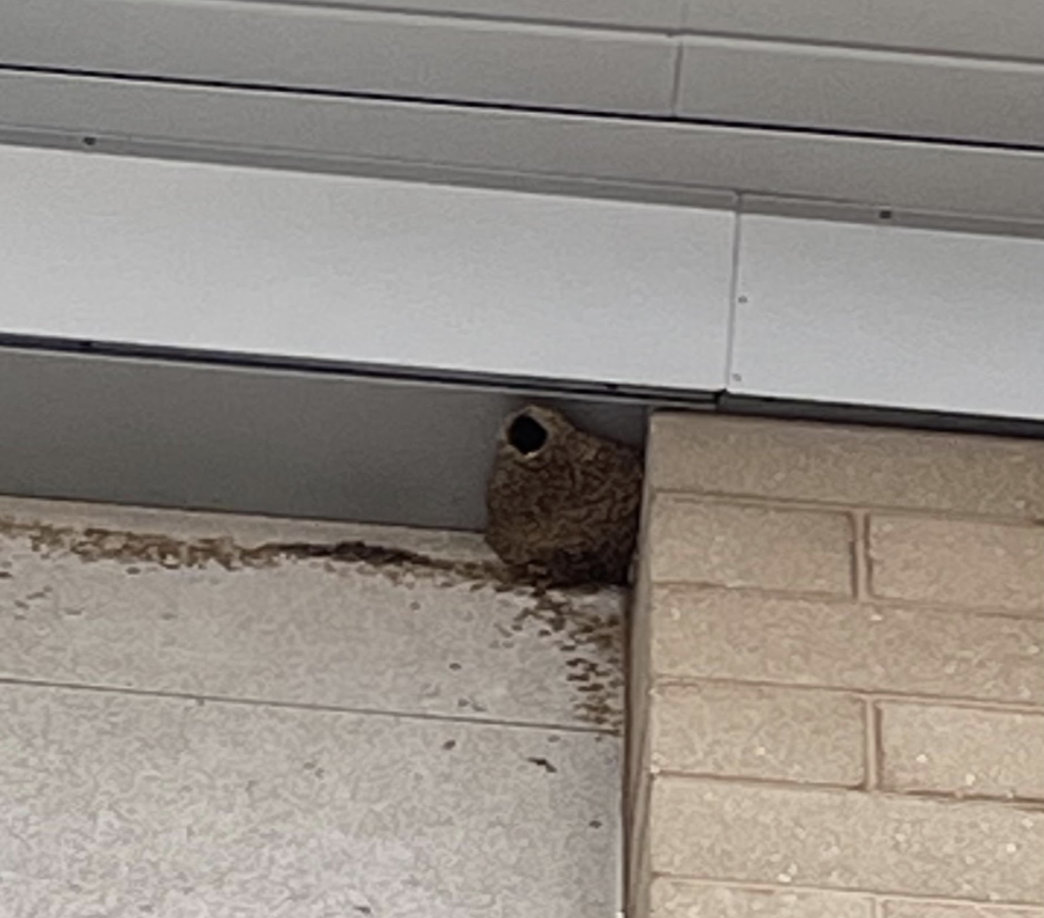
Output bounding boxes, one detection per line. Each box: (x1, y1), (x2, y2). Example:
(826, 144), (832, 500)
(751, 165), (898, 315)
(648, 496), (855, 595)
(881, 902), (1044, 918)
(649, 880), (873, 918)
(651, 777), (1044, 903)
(630, 413), (1044, 918)
(649, 414), (1044, 520)
(878, 703), (1044, 801)
(650, 682), (866, 786)
(869, 516), (1044, 614)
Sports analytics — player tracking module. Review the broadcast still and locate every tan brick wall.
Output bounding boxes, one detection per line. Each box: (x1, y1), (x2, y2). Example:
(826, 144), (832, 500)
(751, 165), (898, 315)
(628, 414), (1044, 918)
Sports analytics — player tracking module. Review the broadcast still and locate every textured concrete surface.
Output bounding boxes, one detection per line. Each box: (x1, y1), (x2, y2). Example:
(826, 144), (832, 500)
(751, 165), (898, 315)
(0, 497), (625, 732)
(0, 497), (624, 917)
(0, 685), (618, 917)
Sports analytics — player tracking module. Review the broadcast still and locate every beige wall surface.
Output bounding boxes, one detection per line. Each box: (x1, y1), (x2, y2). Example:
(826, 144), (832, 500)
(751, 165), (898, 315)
(629, 414), (1044, 918)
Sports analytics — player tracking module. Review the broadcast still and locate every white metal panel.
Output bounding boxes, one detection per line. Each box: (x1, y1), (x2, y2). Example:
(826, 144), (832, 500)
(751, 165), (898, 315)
(245, 0), (685, 29)
(731, 215), (1044, 420)
(0, 145), (734, 390)
(683, 0), (1044, 60)
(678, 38), (1044, 147)
(0, 1), (676, 115)
(8, 72), (1044, 222)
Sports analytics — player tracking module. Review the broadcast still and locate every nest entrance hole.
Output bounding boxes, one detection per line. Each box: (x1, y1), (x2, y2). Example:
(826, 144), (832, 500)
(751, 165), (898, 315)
(508, 413), (549, 456)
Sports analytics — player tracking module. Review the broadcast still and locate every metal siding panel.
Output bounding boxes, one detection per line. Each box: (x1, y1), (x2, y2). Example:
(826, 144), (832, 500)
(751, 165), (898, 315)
(0, 145), (735, 391)
(731, 215), (1044, 420)
(678, 38), (1044, 147)
(683, 0), (1044, 60)
(254, 0), (686, 29)
(0, 1), (677, 115)
(6, 73), (1044, 221)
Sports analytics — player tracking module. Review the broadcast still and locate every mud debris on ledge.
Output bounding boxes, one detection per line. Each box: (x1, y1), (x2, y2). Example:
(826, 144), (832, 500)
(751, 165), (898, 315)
(0, 515), (627, 732)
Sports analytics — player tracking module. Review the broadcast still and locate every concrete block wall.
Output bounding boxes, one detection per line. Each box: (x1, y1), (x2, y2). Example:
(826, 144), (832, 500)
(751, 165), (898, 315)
(628, 414), (1044, 918)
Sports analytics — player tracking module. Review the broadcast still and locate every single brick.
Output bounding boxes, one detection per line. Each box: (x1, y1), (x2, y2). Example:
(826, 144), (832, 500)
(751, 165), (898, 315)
(650, 777), (1044, 903)
(648, 496), (854, 596)
(650, 880), (872, 918)
(882, 901), (1044, 918)
(649, 414), (1044, 520)
(651, 682), (865, 787)
(651, 587), (1044, 706)
(869, 516), (1044, 614)
(880, 703), (1044, 801)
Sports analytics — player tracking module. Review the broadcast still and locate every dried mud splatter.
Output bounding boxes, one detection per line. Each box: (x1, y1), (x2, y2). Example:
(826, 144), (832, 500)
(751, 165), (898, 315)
(0, 517), (626, 732)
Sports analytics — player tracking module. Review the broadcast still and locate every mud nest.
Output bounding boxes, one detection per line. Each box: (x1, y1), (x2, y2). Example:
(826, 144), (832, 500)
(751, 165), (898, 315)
(484, 405), (643, 587)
